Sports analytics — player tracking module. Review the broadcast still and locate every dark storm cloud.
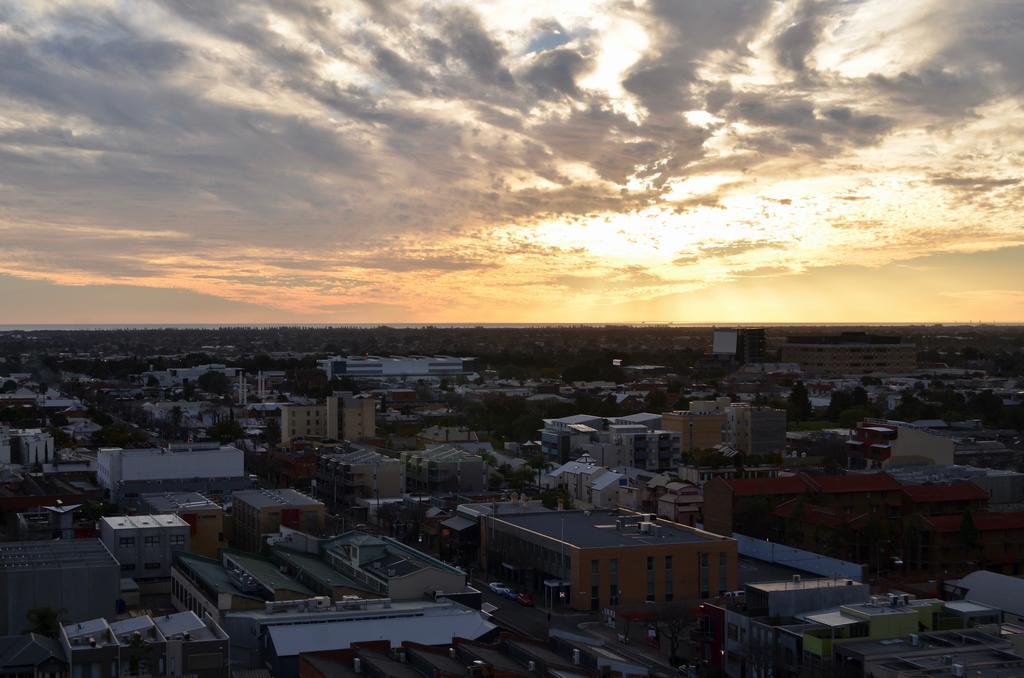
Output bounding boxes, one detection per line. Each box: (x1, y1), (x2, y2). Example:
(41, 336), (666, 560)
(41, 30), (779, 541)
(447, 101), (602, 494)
(523, 48), (590, 99)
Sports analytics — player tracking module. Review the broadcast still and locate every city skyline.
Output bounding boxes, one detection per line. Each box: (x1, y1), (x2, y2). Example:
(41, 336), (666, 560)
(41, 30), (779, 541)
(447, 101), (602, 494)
(1, 0), (1022, 323)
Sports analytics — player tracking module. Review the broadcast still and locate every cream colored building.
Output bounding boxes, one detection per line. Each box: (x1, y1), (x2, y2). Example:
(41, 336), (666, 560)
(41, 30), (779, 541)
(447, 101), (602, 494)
(280, 392), (375, 445)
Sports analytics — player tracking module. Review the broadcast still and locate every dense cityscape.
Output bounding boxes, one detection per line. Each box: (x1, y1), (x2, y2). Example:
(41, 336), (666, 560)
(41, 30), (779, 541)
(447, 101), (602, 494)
(1, 325), (1023, 676)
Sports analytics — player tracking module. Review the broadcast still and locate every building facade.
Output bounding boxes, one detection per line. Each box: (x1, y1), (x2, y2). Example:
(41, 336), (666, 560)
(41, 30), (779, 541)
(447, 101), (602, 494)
(100, 514), (191, 582)
(781, 333), (916, 376)
(139, 492), (226, 559)
(97, 444), (248, 505)
(231, 489), (326, 553)
(313, 449), (403, 513)
(480, 509), (737, 612)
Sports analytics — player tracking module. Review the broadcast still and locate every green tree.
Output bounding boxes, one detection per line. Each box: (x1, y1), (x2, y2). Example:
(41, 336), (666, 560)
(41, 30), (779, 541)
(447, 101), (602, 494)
(24, 607), (64, 637)
(787, 381), (812, 421)
(207, 418), (244, 443)
(197, 371), (231, 396)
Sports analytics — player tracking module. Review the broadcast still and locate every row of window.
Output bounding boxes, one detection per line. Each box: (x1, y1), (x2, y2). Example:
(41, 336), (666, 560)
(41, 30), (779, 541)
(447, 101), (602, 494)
(121, 562), (164, 572)
(118, 534), (186, 547)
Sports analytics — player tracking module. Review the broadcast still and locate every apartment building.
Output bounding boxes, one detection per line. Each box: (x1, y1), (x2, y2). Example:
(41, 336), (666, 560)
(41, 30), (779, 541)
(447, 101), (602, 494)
(480, 509), (737, 612)
(231, 489), (326, 553)
(662, 398), (730, 454)
(60, 611), (229, 678)
(139, 492), (226, 559)
(100, 514), (191, 581)
(725, 404), (787, 456)
(280, 392), (377, 445)
(781, 332), (916, 376)
(313, 448), (402, 513)
(400, 445), (485, 494)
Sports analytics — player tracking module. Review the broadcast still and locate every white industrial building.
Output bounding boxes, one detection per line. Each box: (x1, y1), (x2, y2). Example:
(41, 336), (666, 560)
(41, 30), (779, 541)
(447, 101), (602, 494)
(97, 443), (248, 504)
(317, 355), (478, 381)
(0, 426), (55, 465)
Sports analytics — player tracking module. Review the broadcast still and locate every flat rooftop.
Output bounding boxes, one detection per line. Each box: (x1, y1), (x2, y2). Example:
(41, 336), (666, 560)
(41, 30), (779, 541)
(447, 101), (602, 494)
(0, 539), (117, 571)
(101, 514), (190, 530)
(139, 491), (220, 512)
(232, 488), (322, 509)
(750, 578), (864, 593)
(491, 510), (720, 548)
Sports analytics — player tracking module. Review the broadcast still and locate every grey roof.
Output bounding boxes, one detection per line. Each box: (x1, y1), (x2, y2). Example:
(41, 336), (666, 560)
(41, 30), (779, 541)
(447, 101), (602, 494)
(0, 539), (117, 571)
(408, 445), (481, 463)
(265, 604), (495, 657)
(232, 488), (322, 509)
(139, 491), (219, 512)
(153, 611), (219, 641)
(954, 570), (1024, 617)
(0, 634), (66, 669)
(441, 515), (476, 532)
(491, 510), (720, 548)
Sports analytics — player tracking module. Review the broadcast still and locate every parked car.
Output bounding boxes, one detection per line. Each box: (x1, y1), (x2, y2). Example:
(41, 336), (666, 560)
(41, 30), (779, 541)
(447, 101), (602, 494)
(502, 588), (518, 600)
(489, 582), (511, 596)
(516, 592), (535, 607)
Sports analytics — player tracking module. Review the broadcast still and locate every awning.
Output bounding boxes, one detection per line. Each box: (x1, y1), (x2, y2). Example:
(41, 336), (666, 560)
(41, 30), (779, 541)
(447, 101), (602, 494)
(441, 515), (476, 532)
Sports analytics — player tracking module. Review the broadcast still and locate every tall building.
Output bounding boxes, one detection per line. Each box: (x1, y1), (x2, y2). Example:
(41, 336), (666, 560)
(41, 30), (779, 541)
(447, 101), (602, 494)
(280, 392), (376, 445)
(231, 489), (326, 553)
(725, 404), (787, 456)
(712, 328), (767, 364)
(781, 332), (916, 376)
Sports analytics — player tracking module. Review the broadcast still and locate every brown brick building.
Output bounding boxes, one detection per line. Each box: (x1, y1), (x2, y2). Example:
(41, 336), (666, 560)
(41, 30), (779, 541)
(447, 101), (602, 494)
(480, 509), (736, 612)
(231, 489), (326, 553)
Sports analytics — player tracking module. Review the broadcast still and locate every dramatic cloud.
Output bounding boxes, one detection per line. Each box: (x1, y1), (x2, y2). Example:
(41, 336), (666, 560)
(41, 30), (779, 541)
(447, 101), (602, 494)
(0, 0), (1023, 322)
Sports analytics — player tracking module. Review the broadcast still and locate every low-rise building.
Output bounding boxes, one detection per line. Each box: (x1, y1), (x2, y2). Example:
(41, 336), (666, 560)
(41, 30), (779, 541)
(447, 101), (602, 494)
(0, 540), (120, 635)
(313, 448), (403, 513)
(231, 489), (325, 553)
(97, 443), (249, 505)
(481, 509), (737, 612)
(725, 404), (787, 456)
(781, 332), (916, 376)
(401, 445), (485, 495)
(138, 492), (226, 559)
(60, 611), (229, 678)
(100, 514), (191, 581)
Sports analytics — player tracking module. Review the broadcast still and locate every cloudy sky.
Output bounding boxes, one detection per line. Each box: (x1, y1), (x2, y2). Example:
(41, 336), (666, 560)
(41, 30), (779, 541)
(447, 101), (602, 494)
(1, 0), (1022, 323)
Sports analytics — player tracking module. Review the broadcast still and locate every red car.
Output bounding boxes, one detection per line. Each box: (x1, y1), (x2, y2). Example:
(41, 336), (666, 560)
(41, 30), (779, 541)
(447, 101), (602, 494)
(516, 592), (535, 607)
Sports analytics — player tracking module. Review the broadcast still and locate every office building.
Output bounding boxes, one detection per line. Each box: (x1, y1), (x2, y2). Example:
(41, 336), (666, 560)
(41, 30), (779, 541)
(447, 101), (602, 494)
(712, 328), (767, 364)
(313, 448), (402, 513)
(138, 492), (226, 559)
(97, 444), (248, 504)
(0, 540), (120, 635)
(317, 355), (479, 381)
(280, 404), (325, 444)
(401, 445), (485, 494)
(60, 611), (229, 678)
(480, 509), (737, 612)
(781, 332), (916, 376)
(231, 489), (325, 553)
(100, 514), (191, 581)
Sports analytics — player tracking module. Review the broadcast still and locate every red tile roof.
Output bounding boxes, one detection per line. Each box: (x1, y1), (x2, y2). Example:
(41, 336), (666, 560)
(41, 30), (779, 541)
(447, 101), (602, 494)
(721, 476), (809, 496)
(772, 498), (867, 528)
(800, 473), (901, 493)
(923, 512), (1024, 533)
(901, 482), (989, 504)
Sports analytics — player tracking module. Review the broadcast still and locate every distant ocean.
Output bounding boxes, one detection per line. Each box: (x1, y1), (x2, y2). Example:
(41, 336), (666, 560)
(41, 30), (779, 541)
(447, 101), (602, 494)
(0, 322), (1016, 331)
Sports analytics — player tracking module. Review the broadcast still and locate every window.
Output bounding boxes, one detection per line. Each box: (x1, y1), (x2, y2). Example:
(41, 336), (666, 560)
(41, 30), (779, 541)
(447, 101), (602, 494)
(718, 551), (728, 596)
(699, 552), (710, 599)
(646, 556), (654, 572)
(664, 555), (673, 571)
(121, 563), (136, 572)
(144, 562), (162, 570)
(144, 536), (160, 546)
(609, 584), (619, 606)
(119, 537), (135, 547)
(665, 578), (673, 602)
(169, 535), (186, 546)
